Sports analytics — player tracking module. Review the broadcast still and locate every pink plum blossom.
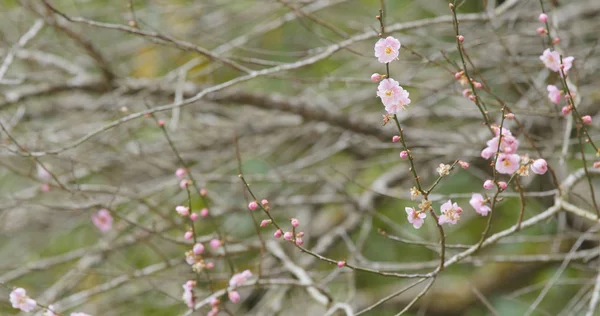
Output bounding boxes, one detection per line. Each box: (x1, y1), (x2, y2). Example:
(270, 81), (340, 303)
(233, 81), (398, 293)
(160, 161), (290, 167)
(530, 159), (548, 175)
(10, 288), (37, 312)
(400, 151), (408, 159)
(176, 206), (190, 217)
(374, 36), (401, 63)
(377, 79), (411, 114)
(481, 147), (495, 159)
(582, 115), (592, 124)
(210, 239), (221, 249)
(179, 179), (190, 189)
(248, 201), (258, 211)
(283, 232), (293, 241)
(291, 218), (299, 227)
(392, 135), (400, 143)
(193, 243), (205, 255)
(200, 208), (209, 217)
(337, 261), (346, 268)
(184, 231), (193, 240)
(228, 291), (240, 303)
(274, 229), (283, 238)
(547, 85), (562, 104)
(539, 13), (548, 23)
(562, 106), (572, 116)
(260, 219), (271, 227)
(92, 209), (113, 232)
(469, 193), (491, 216)
(483, 180), (494, 190)
(438, 200), (462, 225)
(540, 49), (561, 72)
(371, 73), (382, 83)
(175, 168), (187, 178)
(190, 213), (199, 221)
(182, 280), (195, 308)
(495, 153), (521, 174)
(405, 207), (426, 229)
(295, 238), (304, 246)
(498, 182), (508, 190)
(229, 270), (252, 287)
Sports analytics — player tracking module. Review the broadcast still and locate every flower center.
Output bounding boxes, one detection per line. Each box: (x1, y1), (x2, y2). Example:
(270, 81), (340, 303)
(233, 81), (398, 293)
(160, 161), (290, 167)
(385, 47), (393, 54)
(503, 159), (511, 166)
(385, 89), (393, 97)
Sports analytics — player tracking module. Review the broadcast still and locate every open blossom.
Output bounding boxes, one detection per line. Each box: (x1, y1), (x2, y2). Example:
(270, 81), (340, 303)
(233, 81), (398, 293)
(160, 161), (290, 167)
(175, 206), (190, 216)
(436, 163), (451, 177)
(470, 193), (491, 216)
(405, 207), (426, 229)
(377, 79), (411, 114)
(92, 209), (113, 232)
(486, 135), (519, 154)
(182, 280), (196, 308)
(438, 200), (462, 225)
(10, 288), (37, 312)
(530, 159), (548, 175)
(410, 187), (420, 200)
(547, 85), (562, 104)
(496, 153), (521, 174)
(229, 270), (252, 287)
(540, 49), (574, 74)
(374, 36), (401, 63)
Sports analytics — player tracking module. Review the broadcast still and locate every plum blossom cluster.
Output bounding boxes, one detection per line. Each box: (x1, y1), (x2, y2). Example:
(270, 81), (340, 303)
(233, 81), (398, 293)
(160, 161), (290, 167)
(371, 36), (411, 115)
(405, 199), (465, 229)
(10, 287), (91, 315)
(227, 270), (253, 304)
(480, 126), (521, 175)
(272, 218), (305, 246)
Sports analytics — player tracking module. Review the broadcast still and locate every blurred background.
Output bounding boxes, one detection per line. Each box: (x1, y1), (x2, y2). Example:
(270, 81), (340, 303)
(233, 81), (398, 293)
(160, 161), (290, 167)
(1, 0), (599, 315)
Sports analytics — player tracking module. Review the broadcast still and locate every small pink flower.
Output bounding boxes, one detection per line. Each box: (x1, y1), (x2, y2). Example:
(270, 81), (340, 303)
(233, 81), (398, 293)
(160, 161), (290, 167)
(229, 270), (252, 287)
(295, 238), (304, 246)
(176, 206), (190, 217)
(561, 56), (575, 75)
(474, 82), (482, 89)
(469, 193), (491, 216)
(283, 232), (293, 241)
(210, 239), (221, 249)
(496, 153), (521, 174)
(179, 179), (190, 189)
(175, 168), (187, 178)
(190, 213), (199, 221)
(374, 36), (401, 63)
(582, 115), (592, 124)
(481, 147), (495, 159)
(531, 159), (548, 175)
(158, 119), (165, 127)
(392, 135), (400, 143)
(248, 201), (258, 211)
(438, 200), (462, 225)
(539, 13), (548, 23)
(182, 281), (195, 308)
(184, 231), (193, 240)
(193, 243), (205, 255)
(536, 27), (546, 35)
(552, 37), (561, 45)
(260, 219), (271, 227)
(547, 85), (562, 104)
(458, 161), (469, 169)
(486, 135), (519, 154)
(371, 73), (383, 83)
(274, 229), (283, 238)
(291, 218), (299, 227)
(200, 208), (209, 217)
(593, 161), (600, 169)
(337, 261), (346, 268)
(405, 207), (426, 229)
(377, 79), (411, 114)
(206, 262), (215, 269)
(561, 106), (572, 116)
(399, 151), (408, 159)
(483, 180), (494, 189)
(92, 209), (113, 232)
(498, 181), (508, 190)
(10, 288), (37, 312)
(228, 291), (240, 303)
(456, 35), (464, 43)
(540, 49), (561, 72)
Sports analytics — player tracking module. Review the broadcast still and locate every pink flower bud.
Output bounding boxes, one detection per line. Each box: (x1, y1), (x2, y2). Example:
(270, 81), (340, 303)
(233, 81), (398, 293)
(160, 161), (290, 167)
(291, 218), (299, 227)
(539, 13), (548, 23)
(200, 208), (209, 217)
(228, 291), (240, 303)
(176, 206), (190, 217)
(283, 232), (293, 241)
(248, 201), (258, 211)
(392, 135), (400, 143)
(206, 262), (215, 269)
(210, 239), (221, 249)
(536, 27), (546, 35)
(370, 73), (382, 83)
(210, 298), (220, 307)
(454, 71), (463, 79)
(158, 120), (165, 127)
(468, 95), (477, 102)
(179, 179), (190, 189)
(193, 243), (205, 255)
(274, 229), (283, 238)
(175, 168), (187, 178)
(458, 161), (469, 169)
(561, 106), (572, 116)
(505, 113), (515, 119)
(531, 159), (548, 175)
(200, 188), (208, 196)
(190, 213), (199, 221)
(295, 238), (304, 246)
(474, 82), (482, 89)
(552, 37), (560, 45)
(457, 35), (464, 43)
(498, 182), (508, 190)
(594, 161), (600, 169)
(261, 199), (269, 206)
(260, 219), (272, 227)
(483, 180), (494, 189)
(399, 151), (408, 159)
(297, 231), (305, 237)
(184, 231), (193, 240)
(337, 261), (346, 268)
(462, 89), (471, 98)
(582, 115), (592, 124)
